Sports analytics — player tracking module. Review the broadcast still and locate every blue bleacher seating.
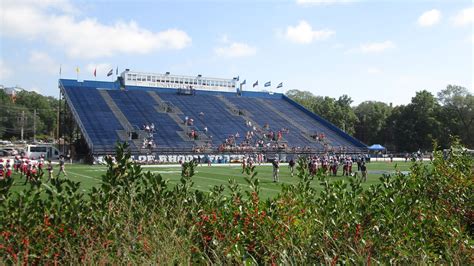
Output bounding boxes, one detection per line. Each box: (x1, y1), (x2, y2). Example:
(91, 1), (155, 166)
(61, 81), (366, 155)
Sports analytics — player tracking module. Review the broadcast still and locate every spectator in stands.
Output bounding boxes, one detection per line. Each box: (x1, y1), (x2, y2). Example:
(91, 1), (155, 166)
(204, 126), (208, 134)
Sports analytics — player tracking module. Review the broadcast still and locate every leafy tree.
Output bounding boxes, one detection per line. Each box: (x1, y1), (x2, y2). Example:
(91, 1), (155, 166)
(386, 90), (442, 151)
(286, 89), (317, 110)
(437, 85), (474, 148)
(0, 89), (58, 140)
(354, 101), (392, 144)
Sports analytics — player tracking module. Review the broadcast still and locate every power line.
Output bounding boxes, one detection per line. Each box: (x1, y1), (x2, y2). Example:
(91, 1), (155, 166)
(0, 103), (58, 112)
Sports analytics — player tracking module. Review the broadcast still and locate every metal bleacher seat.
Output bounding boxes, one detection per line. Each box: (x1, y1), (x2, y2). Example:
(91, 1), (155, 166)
(63, 87), (123, 152)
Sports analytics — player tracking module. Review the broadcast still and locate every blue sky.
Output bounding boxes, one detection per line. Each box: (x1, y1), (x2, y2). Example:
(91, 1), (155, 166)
(1, 0), (472, 105)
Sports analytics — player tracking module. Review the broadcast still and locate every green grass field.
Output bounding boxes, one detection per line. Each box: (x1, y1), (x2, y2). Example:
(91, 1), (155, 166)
(9, 161), (420, 198)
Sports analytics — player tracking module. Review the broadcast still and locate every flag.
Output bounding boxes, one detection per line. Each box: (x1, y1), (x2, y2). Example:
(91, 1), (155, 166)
(76, 67), (80, 73)
(241, 80), (246, 85)
(253, 80), (258, 87)
(116, 66), (118, 75)
(264, 81), (271, 87)
(107, 69), (113, 76)
(233, 76), (239, 81)
(277, 82), (283, 88)
(93, 68), (97, 77)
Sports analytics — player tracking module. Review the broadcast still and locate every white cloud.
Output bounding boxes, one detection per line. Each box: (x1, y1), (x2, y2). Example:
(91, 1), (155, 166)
(0, 60), (13, 80)
(285, 21), (335, 44)
(417, 9), (441, 27)
(2, 0), (192, 59)
(367, 67), (381, 74)
(29, 51), (58, 75)
(86, 63), (113, 76)
(452, 7), (474, 26)
(296, 0), (356, 5)
(215, 42), (257, 58)
(358, 41), (396, 53)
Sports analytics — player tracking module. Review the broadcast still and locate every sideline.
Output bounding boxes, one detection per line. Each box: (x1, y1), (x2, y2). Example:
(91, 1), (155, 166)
(140, 163), (277, 168)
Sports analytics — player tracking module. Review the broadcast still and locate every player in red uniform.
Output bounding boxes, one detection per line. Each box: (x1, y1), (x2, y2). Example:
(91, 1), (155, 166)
(5, 160), (12, 179)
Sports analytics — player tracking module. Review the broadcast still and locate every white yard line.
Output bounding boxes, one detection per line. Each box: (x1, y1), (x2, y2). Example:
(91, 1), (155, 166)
(67, 171), (102, 181)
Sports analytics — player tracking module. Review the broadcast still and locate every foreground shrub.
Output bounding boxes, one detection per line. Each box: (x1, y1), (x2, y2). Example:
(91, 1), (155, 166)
(0, 141), (472, 264)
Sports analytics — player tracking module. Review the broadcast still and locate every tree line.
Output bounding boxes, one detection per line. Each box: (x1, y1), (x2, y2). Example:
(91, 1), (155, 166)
(286, 85), (473, 152)
(0, 89), (59, 141)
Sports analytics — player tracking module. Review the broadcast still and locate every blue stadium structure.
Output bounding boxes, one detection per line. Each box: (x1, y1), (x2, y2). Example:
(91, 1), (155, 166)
(59, 71), (366, 158)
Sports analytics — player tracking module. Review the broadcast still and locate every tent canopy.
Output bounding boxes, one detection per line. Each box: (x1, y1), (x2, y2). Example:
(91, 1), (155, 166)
(368, 144), (386, 150)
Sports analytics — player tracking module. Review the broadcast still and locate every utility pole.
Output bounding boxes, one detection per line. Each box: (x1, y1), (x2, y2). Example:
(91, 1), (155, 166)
(33, 109), (37, 143)
(57, 89), (61, 142)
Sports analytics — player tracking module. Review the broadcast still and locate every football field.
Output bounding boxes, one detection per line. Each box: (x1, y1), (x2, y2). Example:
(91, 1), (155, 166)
(9, 161), (419, 199)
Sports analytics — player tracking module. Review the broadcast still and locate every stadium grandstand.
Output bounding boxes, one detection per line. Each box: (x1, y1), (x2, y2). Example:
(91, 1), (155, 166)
(59, 70), (366, 161)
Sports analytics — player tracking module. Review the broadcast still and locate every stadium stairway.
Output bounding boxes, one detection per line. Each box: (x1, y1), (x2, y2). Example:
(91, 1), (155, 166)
(275, 98), (359, 151)
(215, 95), (281, 144)
(62, 86), (127, 154)
(146, 91), (210, 149)
(256, 98), (325, 145)
(98, 90), (147, 152)
(106, 90), (194, 151)
(226, 96), (324, 150)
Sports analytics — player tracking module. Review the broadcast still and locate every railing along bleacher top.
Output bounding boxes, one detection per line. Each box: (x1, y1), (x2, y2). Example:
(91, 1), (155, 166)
(122, 70), (237, 92)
